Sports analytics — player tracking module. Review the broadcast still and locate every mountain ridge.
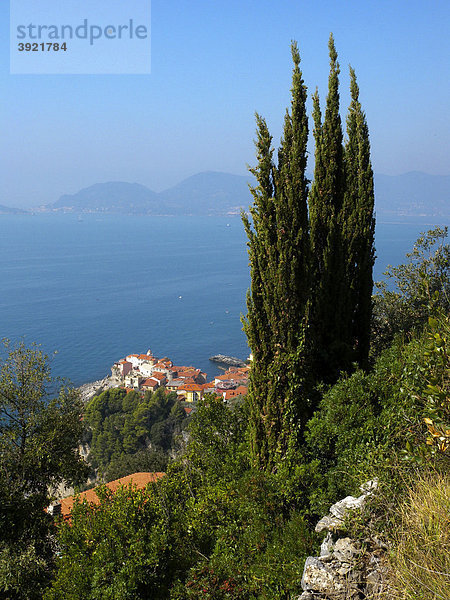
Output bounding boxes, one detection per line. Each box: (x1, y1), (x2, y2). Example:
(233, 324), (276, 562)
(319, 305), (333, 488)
(3, 171), (449, 218)
(50, 171), (252, 216)
(0, 204), (29, 214)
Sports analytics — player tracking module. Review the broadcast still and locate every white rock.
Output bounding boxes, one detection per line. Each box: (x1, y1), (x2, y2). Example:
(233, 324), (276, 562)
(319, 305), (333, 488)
(333, 537), (360, 562)
(359, 478), (378, 495)
(315, 514), (345, 533)
(320, 532), (334, 557)
(301, 557), (346, 594)
(329, 495), (366, 519)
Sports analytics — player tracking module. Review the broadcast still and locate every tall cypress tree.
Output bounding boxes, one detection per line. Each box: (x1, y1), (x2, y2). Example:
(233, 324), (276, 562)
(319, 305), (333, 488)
(242, 42), (310, 471)
(244, 37), (375, 470)
(342, 67), (375, 367)
(309, 34), (351, 381)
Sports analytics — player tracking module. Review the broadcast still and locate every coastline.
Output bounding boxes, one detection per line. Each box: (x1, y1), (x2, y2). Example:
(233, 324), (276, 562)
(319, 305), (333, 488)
(76, 350), (250, 404)
(77, 374), (120, 403)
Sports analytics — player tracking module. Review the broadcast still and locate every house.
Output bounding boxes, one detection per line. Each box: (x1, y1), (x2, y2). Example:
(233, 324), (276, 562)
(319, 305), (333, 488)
(216, 380), (237, 392)
(126, 352), (156, 369)
(233, 385), (248, 396)
(166, 378), (185, 392)
(141, 378), (160, 392)
(49, 472), (165, 519)
(202, 382), (216, 394)
(124, 373), (144, 390)
(111, 359), (132, 378)
(151, 363), (175, 381)
(139, 361), (157, 377)
(222, 386), (248, 401)
(150, 371), (167, 386)
(214, 367), (249, 389)
(177, 383), (204, 403)
(174, 367), (206, 384)
(158, 357), (173, 368)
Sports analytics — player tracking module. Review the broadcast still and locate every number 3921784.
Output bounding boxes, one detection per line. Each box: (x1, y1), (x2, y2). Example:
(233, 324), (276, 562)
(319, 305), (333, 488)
(18, 42), (68, 51)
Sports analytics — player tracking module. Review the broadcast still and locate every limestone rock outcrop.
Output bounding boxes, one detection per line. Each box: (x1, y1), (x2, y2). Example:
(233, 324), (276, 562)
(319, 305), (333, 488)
(296, 480), (392, 600)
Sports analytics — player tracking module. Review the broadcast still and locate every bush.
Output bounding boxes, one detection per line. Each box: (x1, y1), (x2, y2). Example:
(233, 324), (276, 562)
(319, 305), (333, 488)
(45, 484), (170, 600)
(372, 226), (449, 355)
(304, 315), (449, 516)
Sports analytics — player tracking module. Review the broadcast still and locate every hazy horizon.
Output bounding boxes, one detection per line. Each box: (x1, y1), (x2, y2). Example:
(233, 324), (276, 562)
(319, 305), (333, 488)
(2, 1), (449, 208)
(3, 168), (450, 211)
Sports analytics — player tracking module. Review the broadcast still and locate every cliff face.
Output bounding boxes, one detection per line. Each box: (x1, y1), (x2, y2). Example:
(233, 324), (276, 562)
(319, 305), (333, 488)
(297, 481), (392, 600)
(77, 374), (120, 403)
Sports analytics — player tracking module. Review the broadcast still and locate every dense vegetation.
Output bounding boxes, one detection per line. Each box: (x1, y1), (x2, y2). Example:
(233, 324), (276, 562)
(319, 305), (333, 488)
(39, 213), (449, 599)
(82, 387), (187, 482)
(0, 342), (87, 599)
(45, 284), (449, 598)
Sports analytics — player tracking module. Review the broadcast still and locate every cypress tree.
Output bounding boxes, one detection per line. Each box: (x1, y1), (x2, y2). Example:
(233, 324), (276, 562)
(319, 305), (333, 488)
(242, 42), (310, 471)
(243, 37), (376, 470)
(342, 67), (375, 367)
(309, 34), (350, 381)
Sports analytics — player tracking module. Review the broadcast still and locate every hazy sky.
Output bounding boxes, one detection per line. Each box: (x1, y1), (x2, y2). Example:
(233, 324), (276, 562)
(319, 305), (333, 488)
(1, 0), (449, 208)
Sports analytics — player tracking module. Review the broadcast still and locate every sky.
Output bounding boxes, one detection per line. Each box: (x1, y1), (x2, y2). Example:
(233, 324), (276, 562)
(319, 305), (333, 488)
(1, 0), (449, 208)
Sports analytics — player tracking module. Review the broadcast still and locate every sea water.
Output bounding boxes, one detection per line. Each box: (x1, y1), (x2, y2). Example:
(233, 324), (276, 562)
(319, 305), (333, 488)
(0, 213), (445, 385)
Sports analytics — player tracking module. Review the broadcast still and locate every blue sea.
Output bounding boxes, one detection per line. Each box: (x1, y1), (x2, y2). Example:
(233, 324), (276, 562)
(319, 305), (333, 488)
(0, 213), (446, 386)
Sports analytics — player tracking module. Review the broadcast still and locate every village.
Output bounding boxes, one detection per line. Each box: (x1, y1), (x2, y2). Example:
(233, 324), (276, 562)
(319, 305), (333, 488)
(111, 349), (249, 406)
(47, 352), (250, 519)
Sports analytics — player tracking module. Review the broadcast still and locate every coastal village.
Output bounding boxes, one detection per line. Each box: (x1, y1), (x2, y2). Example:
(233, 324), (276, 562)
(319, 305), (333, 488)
(49, 351), (250, 518)
(110, 349), (249, 408)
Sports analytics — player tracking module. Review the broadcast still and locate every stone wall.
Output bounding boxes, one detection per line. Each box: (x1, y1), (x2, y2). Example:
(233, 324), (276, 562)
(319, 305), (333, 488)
(296, 480), (392, 600)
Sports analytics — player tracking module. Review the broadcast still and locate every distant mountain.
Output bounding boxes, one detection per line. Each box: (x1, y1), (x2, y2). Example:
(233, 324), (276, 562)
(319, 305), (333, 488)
(374, 172), (450, 219)
(48, 171), (449, 219)
(0, 204), (28, 214)
(158, 171), (252, 215)
(53, 182), (162, 214)
(50, 172), (252, 216)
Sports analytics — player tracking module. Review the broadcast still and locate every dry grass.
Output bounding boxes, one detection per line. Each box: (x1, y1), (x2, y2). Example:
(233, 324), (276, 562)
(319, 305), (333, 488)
(389, 472), (450, 600)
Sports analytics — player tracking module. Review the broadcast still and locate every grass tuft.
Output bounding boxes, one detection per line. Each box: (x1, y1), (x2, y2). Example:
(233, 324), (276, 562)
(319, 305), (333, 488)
(390, 471), (450, 600)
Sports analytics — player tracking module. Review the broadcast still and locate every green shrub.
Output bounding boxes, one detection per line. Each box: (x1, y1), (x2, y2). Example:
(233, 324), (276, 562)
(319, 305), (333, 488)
(45, 484), (170, 600)
(372, 226), (449, 355)
(83, 387), (186, 479)
(304, 322), (446, 515)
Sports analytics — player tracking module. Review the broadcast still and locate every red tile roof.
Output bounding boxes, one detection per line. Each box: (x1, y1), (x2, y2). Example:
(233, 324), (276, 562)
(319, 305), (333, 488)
(224, 387), (248, 400)
(180, 383), (203, 392)
(59, 472), (165, 518)
(202, 382), (216, 390)
(142, 378), (159, 388)
(151, 372), (167, 382)
(215, 373), (239, 381)
(178, 377), (196, 385)
(234, 385), (248, 395)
